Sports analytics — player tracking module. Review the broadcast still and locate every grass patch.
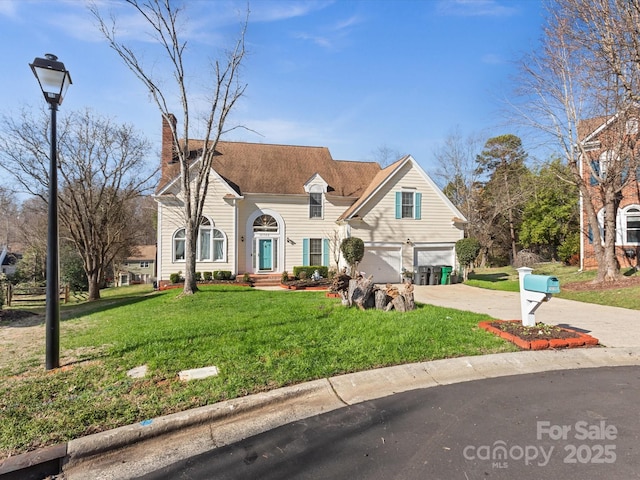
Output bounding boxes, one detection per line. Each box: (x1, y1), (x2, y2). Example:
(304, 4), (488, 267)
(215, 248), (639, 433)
(0, 285), (516, 456)
(466, 264), (640, 310)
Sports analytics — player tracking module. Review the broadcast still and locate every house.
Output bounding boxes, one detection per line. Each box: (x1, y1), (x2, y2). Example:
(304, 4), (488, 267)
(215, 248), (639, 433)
(579, 112), (640, 270)
(155, 116), (467, 287)
(0, 246), (19, 276)
(117, 245), (157, 286)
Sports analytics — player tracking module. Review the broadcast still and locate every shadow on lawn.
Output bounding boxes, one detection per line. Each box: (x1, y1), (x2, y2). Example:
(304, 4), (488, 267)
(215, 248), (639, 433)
(467, 272), (511, 283)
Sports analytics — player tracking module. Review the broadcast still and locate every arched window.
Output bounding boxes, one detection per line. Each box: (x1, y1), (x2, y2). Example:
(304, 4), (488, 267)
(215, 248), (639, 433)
(173, 218), (227, 262)
(173, 229), (186, 261)
(253, 214), (278, 233)
(624, 207), (640, 244)
(198, 217), (226, 261)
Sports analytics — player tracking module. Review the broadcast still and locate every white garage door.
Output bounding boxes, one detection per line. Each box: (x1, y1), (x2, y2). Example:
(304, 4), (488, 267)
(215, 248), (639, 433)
(415, 246), (455, 267)
(359, 247), (402, 284)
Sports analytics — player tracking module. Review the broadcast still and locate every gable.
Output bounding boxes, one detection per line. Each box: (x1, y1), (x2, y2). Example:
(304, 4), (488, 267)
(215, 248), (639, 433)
(339, 155), (466, 222)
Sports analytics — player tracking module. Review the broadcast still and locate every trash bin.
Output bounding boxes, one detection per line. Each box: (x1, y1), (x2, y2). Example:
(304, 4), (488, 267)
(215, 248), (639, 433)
(430, 266), (441, 285)
(440, 266), (453, 285)
(416, 265), (429, 285)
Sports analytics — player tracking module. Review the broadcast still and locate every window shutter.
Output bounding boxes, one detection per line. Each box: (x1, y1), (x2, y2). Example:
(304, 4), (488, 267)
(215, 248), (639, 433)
(395, 192), (402, 219)
(588, 226), (593, 244)
(303, 238), (310, 266)
(323, 238), (330, 267)
(415, 192), (422, 219)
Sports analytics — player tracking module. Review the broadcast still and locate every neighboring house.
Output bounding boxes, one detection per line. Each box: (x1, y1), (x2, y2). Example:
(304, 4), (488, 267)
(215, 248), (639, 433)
(579, 113), (640, 270)
(117, 245), (157, 286)
(155, 115), (467, 287)
(0, 246), (19, 276)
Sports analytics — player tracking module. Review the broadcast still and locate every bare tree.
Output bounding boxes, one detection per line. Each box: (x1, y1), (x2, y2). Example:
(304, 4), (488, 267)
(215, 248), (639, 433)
(0, 187), (19, 249)
(433, 127), (482, 231)
(371, 144), (404, 168)
(92, 0), (248, 295)
(0, 108), (153, 300)
(515, 0), (640, 282)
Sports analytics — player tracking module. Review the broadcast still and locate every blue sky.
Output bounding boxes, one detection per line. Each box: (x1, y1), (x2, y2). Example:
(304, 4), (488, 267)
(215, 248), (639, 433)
(1, 0), (545, 184)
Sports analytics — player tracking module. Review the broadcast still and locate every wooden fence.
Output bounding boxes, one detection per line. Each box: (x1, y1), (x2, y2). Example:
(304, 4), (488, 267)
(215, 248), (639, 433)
(4, 284), (70, 307)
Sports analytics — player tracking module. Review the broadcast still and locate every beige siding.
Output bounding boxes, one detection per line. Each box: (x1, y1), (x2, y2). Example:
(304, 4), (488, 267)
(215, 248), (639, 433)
(157, 177), (237, 281)
(349, 161), (464, 275)
(350, 162), (462, 243)
(237, 194), (352, 273)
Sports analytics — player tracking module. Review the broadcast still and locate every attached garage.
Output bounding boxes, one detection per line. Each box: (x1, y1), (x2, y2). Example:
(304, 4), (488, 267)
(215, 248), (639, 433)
(414, 245), (456, 268)
(359, 246), (402, 284)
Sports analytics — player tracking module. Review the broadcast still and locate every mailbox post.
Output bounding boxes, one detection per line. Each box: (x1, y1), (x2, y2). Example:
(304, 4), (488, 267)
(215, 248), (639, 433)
(517, 267), (560, 327)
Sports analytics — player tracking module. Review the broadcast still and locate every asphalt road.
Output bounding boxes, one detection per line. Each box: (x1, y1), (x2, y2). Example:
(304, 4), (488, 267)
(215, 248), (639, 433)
(139, 366), (640, 480)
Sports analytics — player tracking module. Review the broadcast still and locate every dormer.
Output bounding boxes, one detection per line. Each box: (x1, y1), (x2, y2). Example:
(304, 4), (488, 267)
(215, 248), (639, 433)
(304, 173), (329, 219)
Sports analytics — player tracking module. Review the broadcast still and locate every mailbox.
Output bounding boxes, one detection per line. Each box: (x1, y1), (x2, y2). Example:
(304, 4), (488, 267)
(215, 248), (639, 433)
(523, 274), (560, 294)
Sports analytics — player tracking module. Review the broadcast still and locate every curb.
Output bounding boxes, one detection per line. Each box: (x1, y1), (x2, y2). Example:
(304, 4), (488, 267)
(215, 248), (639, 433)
(4, 348), (640, 479)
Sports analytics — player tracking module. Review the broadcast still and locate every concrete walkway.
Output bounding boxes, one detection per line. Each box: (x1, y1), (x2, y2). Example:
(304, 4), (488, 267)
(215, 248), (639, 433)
(414, 284), (640, 348)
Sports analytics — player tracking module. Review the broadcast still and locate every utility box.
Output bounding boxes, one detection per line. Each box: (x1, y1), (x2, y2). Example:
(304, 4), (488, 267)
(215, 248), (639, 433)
(523, 275), (560, 294)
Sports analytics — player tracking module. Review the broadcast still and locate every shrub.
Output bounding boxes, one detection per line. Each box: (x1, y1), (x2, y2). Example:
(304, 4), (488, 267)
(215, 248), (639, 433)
(213, 270), (232, 280)
(293, 266), (329, 280)
(557, 232), (580, 264)
(340, 237), (364, 276)
(242, 273), (252, 283)
(0, 273), (6, 308)
(281, 271), (290, 283)
(203, 271), (213, 281)
(456, 238), (481, 281)
(169, 272), (183, 284)
(195, 272), (202, 282)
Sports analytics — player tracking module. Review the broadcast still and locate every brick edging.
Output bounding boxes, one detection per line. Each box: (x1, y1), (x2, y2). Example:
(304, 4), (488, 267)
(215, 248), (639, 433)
(478, 320), (600, 350)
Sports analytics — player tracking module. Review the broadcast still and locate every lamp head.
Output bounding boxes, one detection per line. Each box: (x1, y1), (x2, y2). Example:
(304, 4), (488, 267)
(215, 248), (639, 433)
(30, 54), (72, 106)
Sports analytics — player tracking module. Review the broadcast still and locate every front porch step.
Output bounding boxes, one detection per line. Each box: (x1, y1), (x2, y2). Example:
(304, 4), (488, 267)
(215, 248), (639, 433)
(247, 274), (282, 287)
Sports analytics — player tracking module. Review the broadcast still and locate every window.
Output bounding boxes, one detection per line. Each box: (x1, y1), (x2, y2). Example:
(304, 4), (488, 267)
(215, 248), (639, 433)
(401, 192), (414, 218)
(309, 239), (323, 265)
(625, 207), (640, 244)
(309, 192), (323, 218)
(253, 214), (278, 233)
(173, 229), (186, 261)
(173, 218), (226, 262)
(626, 118), (639, 135)
(140, 261), (149, 268)
(395, 191), (422, 219)
(303, 238), (329, 266)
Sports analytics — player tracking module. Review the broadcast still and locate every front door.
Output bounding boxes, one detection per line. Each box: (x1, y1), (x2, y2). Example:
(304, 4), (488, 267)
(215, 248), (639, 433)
(259, 238), (273, 271)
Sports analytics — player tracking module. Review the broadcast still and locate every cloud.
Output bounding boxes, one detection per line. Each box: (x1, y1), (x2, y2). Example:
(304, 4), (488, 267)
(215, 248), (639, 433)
(481, 53), (504, 64)
(436, 0), (518, 17)
(0, 0), (19, 19)
(294, 12), (364, 49)
(250, 0), (335, 23)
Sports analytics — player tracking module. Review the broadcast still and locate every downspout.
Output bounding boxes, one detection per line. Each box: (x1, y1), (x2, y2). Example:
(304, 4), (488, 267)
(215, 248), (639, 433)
(157, 201), (163, 282)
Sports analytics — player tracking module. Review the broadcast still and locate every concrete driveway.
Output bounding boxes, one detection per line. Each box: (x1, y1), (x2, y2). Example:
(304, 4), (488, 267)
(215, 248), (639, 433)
(414, 284), (640, 348)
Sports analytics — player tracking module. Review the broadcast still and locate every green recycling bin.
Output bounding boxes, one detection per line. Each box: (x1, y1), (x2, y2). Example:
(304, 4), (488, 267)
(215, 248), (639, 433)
(440, 266), (453, 285)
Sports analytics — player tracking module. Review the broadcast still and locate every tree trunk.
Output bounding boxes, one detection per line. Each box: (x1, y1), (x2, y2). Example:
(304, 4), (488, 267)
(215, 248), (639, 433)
(87, 272), (101, 301)
(182, 219), (199, 295)
(352, 275), (374, 311)
(375, 289), (388, 310)
(401, 281), (415, 311)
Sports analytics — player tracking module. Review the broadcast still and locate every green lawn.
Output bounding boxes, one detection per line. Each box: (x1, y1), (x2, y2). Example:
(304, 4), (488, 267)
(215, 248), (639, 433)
(0, 285), (516, 456)
(467, 264), (640, 310)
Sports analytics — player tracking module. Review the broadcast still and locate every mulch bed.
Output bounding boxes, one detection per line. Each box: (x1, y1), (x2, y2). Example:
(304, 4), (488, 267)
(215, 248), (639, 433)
(562, 274), (640, 292)
(281, 279), (332, 290)
(479, 320), (599, 350)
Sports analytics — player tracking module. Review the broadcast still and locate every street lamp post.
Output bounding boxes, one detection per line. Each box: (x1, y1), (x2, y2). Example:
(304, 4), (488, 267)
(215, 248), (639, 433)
(30, 54), (72, 370)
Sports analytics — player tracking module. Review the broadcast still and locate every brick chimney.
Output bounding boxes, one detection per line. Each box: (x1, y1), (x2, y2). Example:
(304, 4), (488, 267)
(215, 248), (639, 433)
(159, 114), (178, 191)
